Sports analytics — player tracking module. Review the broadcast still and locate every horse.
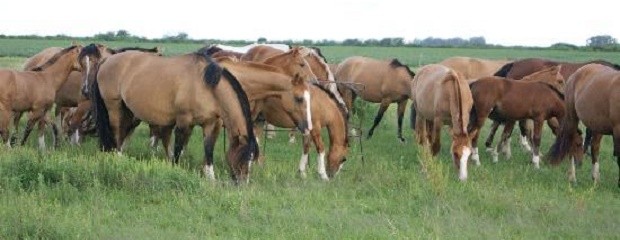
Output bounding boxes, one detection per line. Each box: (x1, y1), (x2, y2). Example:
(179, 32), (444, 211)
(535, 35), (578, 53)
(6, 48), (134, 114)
(67, 43), (161, 145)
(92, 50), (260, 183)
(410, 64), (473, 181)
(548, 63), (620, 186)
(200, 45), (243, 60)
(468, 66), (565, 169)
(335, 56), (415, 142)
(260, 83), (349, 180)
(0, 44), (82, 149)
(439, 56), (510, 82)
(488, 58), (620, 153)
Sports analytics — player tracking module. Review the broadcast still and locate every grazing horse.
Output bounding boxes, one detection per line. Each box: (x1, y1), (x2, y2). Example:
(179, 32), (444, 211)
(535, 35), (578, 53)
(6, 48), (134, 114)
(488, 58), (620, 153)
(468, 66), (565, 169)
(336, 56), (415, 142)
(439, 56), (510, 81)
(548, 64), (620, 186)
(260, 84), (349, 180)
(410, 64), (473, 181)
(92, 50), (259, 183)
(0, 45), (82, 149)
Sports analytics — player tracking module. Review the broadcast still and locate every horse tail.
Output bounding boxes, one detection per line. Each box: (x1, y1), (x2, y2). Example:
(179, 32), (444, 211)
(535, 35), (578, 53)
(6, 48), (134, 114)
(91, 77), (116, 151)
(494, 62), (514, 77)
(448, 71), (468, 134)
(409, 103), (417, 130)
(203, 61), (258, 163)
(547, 79), (580, 165)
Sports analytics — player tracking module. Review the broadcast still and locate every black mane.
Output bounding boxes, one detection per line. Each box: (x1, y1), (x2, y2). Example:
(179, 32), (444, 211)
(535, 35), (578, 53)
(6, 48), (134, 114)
(494, 62), (514, 77)
(114, 46), (160, 55)
(588, 60), (620, 70)
(32, 45), (78, 71)
(310, 47), (328, 63)
(389, 58), (415, 78)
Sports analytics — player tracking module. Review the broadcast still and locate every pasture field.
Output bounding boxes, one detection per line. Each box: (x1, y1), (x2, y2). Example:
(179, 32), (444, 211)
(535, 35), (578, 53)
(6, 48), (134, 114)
(0, 38), (619, 239)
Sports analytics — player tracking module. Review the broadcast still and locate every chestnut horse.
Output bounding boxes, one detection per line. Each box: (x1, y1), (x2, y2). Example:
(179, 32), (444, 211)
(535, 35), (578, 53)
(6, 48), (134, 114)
(260, 84), (349, 180)
(439, 56), (510, 81)
(488, 58), (620, 153)
(93, 50), (261, 183)
(410, 64), (473, 181)
(469, 66), (565, 169)
(336, 56), (415, 142)
(0, 45), (82, 149)
(548, 64), (620, 186)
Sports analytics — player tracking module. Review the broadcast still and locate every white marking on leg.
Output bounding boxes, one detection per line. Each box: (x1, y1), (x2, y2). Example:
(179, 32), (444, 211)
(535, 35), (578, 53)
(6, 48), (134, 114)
(501, 140), (512, 159)
(459, 147), (472, 181)
(317, 151), (328, 180)
(592, 162), (600, 183)
(203, 164), (215, 180)
(70, 129), (80, 145)
(471, 147), (480, 166)
(299, 152), (309, 178)
(520, 135), (532, 152)
(491, 146), (499, 163)
(288, 133), (296, 144)
(38, 135), (46, 151)
(149, 135), (156, 148)
(532, 154), (540, 169)
(304, 90), (313, 133)
(569, 157), (577, 183)
(6, 140), (11, 148)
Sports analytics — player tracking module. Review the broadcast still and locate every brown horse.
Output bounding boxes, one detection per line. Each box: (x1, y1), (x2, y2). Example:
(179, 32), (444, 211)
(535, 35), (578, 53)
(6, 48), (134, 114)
(0, 44), (82, 149)
(336, 56), (415, 142)
(93, 50), (260, 183)
(439, 56), (510, 81)
(410, 64), (473, 181)
(489, 58), (620, 153)
(67, 43), (161, 145)
(469, 66), (565, 169)
(548, 64), (620, 186)
(260, 84), (349, 180)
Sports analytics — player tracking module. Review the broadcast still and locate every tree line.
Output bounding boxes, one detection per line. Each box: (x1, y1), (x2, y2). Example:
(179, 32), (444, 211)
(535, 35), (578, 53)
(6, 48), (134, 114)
(0, 30), (618, 51)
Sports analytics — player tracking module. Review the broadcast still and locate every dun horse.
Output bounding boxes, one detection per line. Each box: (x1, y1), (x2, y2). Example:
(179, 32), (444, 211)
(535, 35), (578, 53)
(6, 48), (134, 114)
(439, 56), (510, 81)
(548, 63), (620, 186)
(410, 64), (473, 181)
(93, 50), (259, 183)
(0, 45), (82, 149)
(489, 58), (620, 153)
(336, 56), (415, 142)
(260, 84), (349, 180)
(468, 66), (565, 168)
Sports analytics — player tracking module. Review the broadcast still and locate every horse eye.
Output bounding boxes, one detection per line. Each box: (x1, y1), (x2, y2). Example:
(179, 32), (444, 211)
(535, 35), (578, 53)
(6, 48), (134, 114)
(295, 96), (304, 103)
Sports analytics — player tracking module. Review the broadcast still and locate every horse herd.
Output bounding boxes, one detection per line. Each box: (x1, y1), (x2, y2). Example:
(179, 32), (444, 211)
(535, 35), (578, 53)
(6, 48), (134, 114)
(1, 43), (620, 186)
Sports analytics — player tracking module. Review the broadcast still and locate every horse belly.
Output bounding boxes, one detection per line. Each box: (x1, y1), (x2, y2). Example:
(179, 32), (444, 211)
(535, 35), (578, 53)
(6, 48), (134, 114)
(124, 95), (176, 126)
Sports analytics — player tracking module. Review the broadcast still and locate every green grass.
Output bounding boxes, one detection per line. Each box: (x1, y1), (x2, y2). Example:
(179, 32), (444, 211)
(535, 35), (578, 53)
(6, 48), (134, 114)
(0, 39), (619, 239)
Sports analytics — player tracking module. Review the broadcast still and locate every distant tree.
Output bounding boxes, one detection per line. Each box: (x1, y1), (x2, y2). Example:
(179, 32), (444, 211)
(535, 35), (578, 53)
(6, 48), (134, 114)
(587, 35), (617, 48)
(343, 38), (362, 46)
(257, 37), (267, 43)
(116, 29), (130, 38)
(469, 36), (486, 46)
(302, 39), (314, 45)
(364, 38), (379, 46)
(550, 42), (579, 50)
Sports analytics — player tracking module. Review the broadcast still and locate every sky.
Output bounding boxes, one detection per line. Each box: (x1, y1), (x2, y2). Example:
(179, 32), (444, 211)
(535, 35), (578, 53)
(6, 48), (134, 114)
(1, 0), (617, 47)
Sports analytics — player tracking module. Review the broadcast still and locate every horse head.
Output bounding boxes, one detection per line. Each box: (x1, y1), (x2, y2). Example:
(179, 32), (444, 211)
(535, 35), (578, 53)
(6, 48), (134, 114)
(264, 47), (318, 84)
(524, 65), (565, 95)
(79, 44), (114, 96)
(285, 74), (313, 135)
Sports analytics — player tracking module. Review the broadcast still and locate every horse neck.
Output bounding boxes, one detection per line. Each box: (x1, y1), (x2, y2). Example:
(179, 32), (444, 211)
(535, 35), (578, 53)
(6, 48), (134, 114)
(237, 66), (293, 100)
(38, 55), (77, 90)
(447, 73), (469, 135)
(212, 72), (253, 141)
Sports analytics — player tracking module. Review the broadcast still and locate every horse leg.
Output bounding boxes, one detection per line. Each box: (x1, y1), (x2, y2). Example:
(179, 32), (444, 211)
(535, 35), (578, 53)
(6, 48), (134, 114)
(494, 121), (515, 163)
(591, 133), (603, 183)
(155, 125), (174, 161)
(469, 116), (487, 166)
(10, 111), (23, 146)
(43, 115), (59, 149)
(202, 121), (221, 180)
(149, 127), (160, 150)
(484, 121), (500, 151)
(531, 119), (544, 169)
(547, 117), (560, 136)
(309, 128), (328, 180)
(613, 128), (620, 187)
(0, 110), (11, 146)
(173, 125), (193, 165)
(20, 110), (45, 147)
(298, 134), (311, 178)
(430, 118), (442, 156)
(367, 99), (390, 140)
(518, 120), (533, 153)
(288, 128), (296, 144)
(396, 99), (407, 143)
(414, 116), (426, 145)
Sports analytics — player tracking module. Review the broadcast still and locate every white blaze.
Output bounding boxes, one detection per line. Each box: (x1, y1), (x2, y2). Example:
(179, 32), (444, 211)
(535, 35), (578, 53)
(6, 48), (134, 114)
(304, 90), (313, 133)
(459, 147), (471, 181)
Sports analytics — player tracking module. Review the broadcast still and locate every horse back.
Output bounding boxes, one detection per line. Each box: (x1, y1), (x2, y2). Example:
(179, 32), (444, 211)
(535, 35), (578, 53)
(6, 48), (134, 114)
(569, 64), (620, 133)
(241, 45), (285, 62)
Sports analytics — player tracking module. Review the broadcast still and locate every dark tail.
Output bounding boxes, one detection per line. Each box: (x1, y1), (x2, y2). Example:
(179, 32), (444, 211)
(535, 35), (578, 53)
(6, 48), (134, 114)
(547, 99), (579, 165)
(583, 128), (593, 154)
(494, 62), (514, 77)
(91, 79), (116, 151)
(409, 104), (417, 130)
